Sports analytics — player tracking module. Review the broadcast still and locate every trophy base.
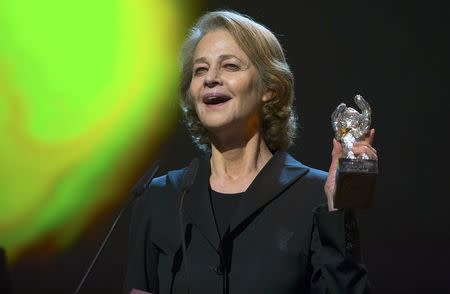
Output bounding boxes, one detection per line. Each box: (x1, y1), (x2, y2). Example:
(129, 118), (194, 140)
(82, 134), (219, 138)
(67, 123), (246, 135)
(334, 158), (378, 209)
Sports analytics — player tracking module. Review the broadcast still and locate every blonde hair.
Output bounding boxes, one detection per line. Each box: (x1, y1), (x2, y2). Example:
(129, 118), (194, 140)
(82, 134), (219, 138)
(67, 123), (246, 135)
(179, 10), (297, 152)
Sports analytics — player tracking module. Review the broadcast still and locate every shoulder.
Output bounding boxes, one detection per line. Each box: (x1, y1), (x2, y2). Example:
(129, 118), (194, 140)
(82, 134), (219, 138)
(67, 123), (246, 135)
(130, 165), (189, 222)
(285, 153), (332, 210)
(274, 152), (329, 215)
(147, 166), (188, 193)
(147, 154), (208, 193)
(283, 152), (328, 183)
(304, 165), (328, 183)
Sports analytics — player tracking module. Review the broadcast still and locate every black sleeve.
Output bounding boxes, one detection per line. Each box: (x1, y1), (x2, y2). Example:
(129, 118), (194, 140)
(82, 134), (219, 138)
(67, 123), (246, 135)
(309, 205), (371, 294)
(122, 190), (159, 294)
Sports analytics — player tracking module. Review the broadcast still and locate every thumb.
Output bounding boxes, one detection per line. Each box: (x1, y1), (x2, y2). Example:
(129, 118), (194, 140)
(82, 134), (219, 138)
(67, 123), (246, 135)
(331, 138), (342, 161)
(328, 139), (341, 175)
(325, 139), (341, 204)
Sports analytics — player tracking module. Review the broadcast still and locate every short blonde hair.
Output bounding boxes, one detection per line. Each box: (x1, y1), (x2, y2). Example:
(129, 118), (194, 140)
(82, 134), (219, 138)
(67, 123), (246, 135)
(179, 10), (297, 152)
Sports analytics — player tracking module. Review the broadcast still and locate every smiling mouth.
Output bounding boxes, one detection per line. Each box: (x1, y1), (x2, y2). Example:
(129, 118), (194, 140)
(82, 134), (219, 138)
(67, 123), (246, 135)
(203, 95), (231, 105)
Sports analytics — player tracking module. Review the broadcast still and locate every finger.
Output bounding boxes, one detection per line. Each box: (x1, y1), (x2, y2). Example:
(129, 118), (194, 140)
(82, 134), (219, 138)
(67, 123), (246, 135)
(352, 145), (378, 160)
(353, 141), (377, 154)
(328, 139), (341, 174)
(364, 128), (375, 145)
(331, 138), (342, 159)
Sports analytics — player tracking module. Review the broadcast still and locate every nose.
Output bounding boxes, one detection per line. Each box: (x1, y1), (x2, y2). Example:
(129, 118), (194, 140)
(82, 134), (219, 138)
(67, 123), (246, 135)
(204, 67), (221, 88)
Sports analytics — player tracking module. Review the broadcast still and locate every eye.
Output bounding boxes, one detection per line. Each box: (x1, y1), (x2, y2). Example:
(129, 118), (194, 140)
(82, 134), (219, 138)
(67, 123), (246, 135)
(224, 63), (240, 71)
(193, 66), (208, 76)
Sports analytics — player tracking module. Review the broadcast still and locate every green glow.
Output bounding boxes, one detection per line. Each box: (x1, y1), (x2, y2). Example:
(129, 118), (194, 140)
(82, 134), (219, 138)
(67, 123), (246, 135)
(0, 0), (201, 262)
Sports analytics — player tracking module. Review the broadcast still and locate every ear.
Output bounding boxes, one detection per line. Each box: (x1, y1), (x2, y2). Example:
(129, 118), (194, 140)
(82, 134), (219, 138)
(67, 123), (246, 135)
(262, 89), (276, 102)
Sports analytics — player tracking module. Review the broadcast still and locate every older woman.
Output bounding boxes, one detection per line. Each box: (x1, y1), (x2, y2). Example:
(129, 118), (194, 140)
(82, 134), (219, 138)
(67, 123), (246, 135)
(123, 9), (376, 294)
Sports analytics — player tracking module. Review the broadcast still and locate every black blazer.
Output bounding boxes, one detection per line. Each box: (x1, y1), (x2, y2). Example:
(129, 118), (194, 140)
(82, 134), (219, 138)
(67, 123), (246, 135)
(123, 151), (370, 294)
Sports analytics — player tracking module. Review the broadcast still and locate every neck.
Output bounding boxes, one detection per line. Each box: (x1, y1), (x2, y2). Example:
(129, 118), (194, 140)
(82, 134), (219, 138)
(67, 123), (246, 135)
(209, 131), (273, 193)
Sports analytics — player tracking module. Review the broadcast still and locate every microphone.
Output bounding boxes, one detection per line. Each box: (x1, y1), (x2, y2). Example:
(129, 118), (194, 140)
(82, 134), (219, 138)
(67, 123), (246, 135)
(74, 160), (160, 294)
(178, 158), (199, 294)
(131, 160), (161, 198)
(181, 158), (199, 193)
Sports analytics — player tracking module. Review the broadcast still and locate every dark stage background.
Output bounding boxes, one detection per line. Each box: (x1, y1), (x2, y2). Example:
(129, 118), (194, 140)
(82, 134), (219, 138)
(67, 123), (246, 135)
(7, 0), (449, 293)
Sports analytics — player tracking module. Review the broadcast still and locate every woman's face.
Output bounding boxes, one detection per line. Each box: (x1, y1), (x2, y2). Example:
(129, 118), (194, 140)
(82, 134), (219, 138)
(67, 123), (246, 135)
(189, 29), (272, 136)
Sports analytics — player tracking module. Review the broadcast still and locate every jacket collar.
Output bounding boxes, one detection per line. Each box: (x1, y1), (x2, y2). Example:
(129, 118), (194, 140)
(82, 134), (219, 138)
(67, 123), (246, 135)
(181, 151), (310, 250)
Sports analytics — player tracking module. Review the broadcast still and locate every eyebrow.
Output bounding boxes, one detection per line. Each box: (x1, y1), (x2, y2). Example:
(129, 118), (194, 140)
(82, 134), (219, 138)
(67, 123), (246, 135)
(193, 54), (243, 64)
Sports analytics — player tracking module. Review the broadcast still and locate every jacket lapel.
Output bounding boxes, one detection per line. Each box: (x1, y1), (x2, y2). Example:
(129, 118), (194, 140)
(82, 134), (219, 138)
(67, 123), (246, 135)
(181, 154), (221, 250)
(229, 151), (310, 233)
(181, 151), (310, 250)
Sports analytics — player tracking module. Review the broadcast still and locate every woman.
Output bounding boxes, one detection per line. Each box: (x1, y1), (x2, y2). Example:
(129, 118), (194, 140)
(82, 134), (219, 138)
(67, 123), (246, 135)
(123, 9), (377, 294)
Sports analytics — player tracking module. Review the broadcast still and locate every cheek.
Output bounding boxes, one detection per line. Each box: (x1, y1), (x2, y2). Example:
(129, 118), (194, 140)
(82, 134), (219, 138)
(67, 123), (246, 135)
(189, 82), (202, 105)
(190, 74), (203, 93)
(187, 84), (201, 113)
(230, 75), (258, 98)
(241, 79), (263, 108)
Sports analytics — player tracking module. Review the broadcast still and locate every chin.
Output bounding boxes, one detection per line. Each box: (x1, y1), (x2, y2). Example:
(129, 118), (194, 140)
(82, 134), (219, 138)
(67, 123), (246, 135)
(201, 120), (232, 132)
(198, 111), (231, 127)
